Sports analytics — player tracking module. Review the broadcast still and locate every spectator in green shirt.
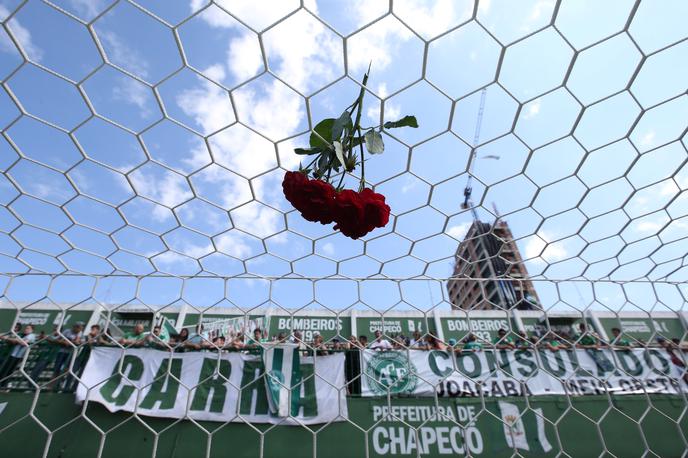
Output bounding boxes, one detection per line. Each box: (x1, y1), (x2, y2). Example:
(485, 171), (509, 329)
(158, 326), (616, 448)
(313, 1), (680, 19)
(120, 324), (147, 347)
(245, 328), (267, 354)
(145, 325), (167, 349)
(610, 327), (632, 349)
(543, 332), (564, 351)
(462, 333), (482, 351)
(492, 329), (515, 349)
(576, 323), (599, 349)
(515, 331), (531, 349)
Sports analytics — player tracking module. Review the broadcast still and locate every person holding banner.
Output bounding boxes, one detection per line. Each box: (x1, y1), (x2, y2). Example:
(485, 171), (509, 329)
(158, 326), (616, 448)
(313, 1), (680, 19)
(575, 323), (600, 349)
(185, 324), (208, 351)
(515, 331), (531, 349)
(425, 333), (446, 350)
(170, 328), (189, 351)
(246, 328), (267, 354)
(610, 327), (632, 349)
(410, 331), (427, 349)
(492, 329), (515, 350)
(462, 333), (483, 351)
(369, 330), (392, 350)
(119, 324), (147, 348)
(658, 337), (688, 385)
(0, 324), (35, 388)
(542, 332), (566, 351)
(145, 326), (167, 350)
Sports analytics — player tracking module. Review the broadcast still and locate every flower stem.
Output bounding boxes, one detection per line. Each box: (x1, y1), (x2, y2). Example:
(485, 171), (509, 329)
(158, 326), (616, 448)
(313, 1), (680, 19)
(351, 71), (369, 192)
(357, 127), (366, 192)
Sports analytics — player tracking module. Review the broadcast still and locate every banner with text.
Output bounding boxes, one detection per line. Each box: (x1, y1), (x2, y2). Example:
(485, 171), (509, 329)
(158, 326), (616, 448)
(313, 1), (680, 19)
(361, 349), (687, 397)
(76, 347), (347, 424)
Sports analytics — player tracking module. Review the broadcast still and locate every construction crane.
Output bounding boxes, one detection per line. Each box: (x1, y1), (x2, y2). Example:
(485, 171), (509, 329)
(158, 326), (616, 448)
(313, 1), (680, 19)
(460, 88), (516, 307)
(462, 88), (487, 220)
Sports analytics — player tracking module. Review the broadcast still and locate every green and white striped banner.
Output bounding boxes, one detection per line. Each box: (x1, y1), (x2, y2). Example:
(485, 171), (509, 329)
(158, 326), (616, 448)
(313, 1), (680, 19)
(263, 343), (301, 417)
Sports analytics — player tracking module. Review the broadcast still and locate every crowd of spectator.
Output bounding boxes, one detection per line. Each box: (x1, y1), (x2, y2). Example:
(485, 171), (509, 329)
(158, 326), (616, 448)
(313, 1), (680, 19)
(1, 321), (687, 392)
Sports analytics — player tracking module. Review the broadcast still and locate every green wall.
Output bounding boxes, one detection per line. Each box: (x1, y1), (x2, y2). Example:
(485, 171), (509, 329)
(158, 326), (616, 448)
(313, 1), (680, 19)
(0, 392), (685, 457)
(356, 315), (436, 339)
(598, 316), (685, 343)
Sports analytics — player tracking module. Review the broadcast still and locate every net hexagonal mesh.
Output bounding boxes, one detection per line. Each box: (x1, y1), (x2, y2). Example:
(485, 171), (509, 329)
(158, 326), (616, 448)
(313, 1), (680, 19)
(0, 1), (687, 457)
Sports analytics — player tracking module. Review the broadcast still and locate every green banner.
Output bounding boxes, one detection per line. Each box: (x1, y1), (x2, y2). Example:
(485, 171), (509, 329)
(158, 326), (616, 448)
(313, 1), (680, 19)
(269, 314), (351, 342)
(598, 316), (685, 343)
(0, 393), (685, 457)
(520, 316), (594, 339)
(0, 308), (95, 334)
(356, 316), (436, 339)
(440, 316), (518, 342)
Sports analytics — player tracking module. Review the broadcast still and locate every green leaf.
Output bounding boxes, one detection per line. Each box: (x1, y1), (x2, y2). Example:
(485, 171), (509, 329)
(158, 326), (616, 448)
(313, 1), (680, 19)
(383, 115), (419, 129)
(331, 111), (352, 141)
(310, 118), (335, 148)
(364, 130), (384, 154)
(333, 141), (346, 167)
(294, 147), (323, 155)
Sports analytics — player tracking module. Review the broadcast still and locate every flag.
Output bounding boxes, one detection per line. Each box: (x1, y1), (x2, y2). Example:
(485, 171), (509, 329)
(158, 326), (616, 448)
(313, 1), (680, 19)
(498, 401), (553, 454)
(159, 316), (177, 342)
(263, 343), (301, 417)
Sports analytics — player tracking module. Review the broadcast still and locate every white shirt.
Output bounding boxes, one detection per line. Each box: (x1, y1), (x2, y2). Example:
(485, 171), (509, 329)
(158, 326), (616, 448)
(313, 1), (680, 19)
(10, 332), (36, 358)
(369, 339), (393, 350)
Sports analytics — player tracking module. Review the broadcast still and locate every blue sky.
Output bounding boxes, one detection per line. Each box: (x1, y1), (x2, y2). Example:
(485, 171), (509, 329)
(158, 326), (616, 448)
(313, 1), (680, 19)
(0, 0), (686, 313)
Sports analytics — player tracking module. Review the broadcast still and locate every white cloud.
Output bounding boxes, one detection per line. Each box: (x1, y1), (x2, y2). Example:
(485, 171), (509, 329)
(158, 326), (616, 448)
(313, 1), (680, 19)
(447, 222), (471, 240)
(98, 30), (149, 78)
(529, 0), (555, 22)
(112, 76), (153, 118)
(401, 175), (418, 194)
(195, 3), (238, 28)
(523, 98), (541, 119)
(189, 4), (264, 83)
(153, 251), (200, 272)
(231, 202), (283, 239)
(209, 125), (277, 178)
(232, 78), (304, 140)
(635, 220), (663, 234)
(176, 65), (235, 134)
(215, 230), (254, 259)
(524, 231), (567, 263)
(393, 0), (472, 39)
(659, 180), (679, 197)
(227, 31), (263, 82)
(192, 164), (253, 210)
(367, 101), (401, 125)
(321, 242), (335, 256)
(129, 168), (193, 221)
(639, 130), (656, 147)
(215, 0), (301, 31)
(64, 0), (111, 19)
(0, 7), (42, 61)
(517, 0), (556, 33)
(477, 0), (492, 15)
(261, 9), (342, 93)
(348, 15), (414, 73)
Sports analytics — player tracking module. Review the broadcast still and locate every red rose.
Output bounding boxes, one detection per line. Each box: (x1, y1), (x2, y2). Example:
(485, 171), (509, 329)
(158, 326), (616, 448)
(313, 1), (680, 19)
(360, 188), (390, 232)
(297, 179), (336, 224)
(333, 189), (368, 239)
(282, 171), (308, 208)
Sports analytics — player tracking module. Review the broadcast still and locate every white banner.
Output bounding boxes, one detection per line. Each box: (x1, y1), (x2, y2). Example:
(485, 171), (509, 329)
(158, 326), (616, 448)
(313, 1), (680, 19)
(361, 348), (687, 397)
(76, 347), (348, 424)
